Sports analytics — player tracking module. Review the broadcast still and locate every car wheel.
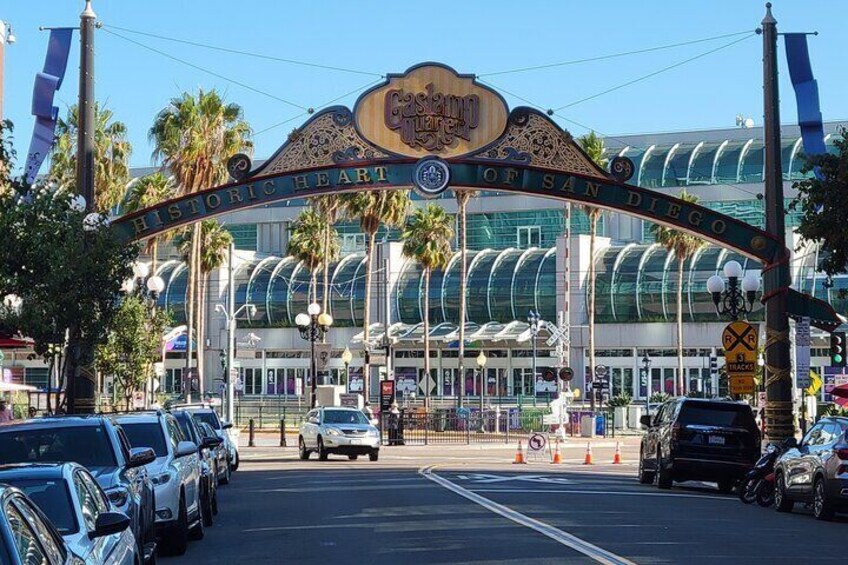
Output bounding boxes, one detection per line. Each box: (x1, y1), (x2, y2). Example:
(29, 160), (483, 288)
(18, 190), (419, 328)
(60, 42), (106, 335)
(318, 437), (329, 461)
(231, 450), (240, 472)
(638, 449), (654, 484)
(813, 477), (835, 521)
(219, 460), (230, 485)
(201, 483), (214, 527)
(211, 488), (218, 516)
(774, 472), (793, 513)
(188, 502), (205, 541)
(164, 495), (189, 556)
(299, 437), (311, 460)
(717, 479), (735, 495)
(369, 450), (379, 462)
(348, 455), (359, 460)
(655, 448), (672, 489)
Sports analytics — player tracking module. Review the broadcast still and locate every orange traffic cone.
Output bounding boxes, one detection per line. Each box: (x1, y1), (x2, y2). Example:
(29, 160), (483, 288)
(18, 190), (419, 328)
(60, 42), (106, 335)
(513, 441), (526, 464)
(551, 438), (562, 464)
(612, 441), (622, 464)
(583, 442), (593, 465)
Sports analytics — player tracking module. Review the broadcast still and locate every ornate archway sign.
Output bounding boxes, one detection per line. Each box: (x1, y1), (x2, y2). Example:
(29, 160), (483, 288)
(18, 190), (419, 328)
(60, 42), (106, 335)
(113, 62), (840, 328)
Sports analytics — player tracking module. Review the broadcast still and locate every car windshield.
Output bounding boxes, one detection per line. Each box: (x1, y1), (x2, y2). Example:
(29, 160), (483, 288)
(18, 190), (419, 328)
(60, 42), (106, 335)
(174, 416), (196, 443)
(4, 479), (78, 535)
(190, 411), (221, 430)
(0, 426), (116, 468)
(120, 423), (168, 457)
(678, 404), (757, 429)
(323, 410), (369, 425)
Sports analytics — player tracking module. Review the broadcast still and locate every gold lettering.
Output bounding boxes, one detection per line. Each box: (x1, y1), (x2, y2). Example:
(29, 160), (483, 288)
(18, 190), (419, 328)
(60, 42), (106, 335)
(131, 216), (149, 235)
(505, 169), (519, 185)
(293, 175), (309, 190)
(205, 193), (221, 210)
(315, 172), (330, 187)
(665, 203), (681, 220)
(374, 166), (388, 182)
(626, 191), (642, 207)
(168, 204), (182, 221)
(560, 177), (575, 193)
(688, 210), (703, 226)
(187, 199), (200, 214)
(263, 181), (276, 195)
(711, 220), (726, 235)
(356, 168), (371, 184)
(151, 210), (163, 226)
(338, 170), (353, 185)
(228, 188), (243, 204)
(483, 168), (498, 183)
(542, 174), (555, 190)
(247, 184), (257, 200)
(584, 182), (600, 198)
(647, 198), (658, 214)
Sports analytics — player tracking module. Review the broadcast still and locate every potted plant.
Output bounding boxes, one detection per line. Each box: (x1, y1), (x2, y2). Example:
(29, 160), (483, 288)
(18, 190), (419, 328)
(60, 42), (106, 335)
(608, 394), (632, 430)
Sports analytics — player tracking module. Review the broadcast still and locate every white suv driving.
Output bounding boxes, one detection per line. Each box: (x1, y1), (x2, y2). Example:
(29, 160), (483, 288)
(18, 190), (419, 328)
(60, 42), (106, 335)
(114, 411), (203, 556)
(299, 407), (380, 461)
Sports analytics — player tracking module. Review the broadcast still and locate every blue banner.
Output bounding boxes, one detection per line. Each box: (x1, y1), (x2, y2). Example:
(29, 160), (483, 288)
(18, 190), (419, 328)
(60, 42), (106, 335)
(24, 28), (73, 184)
(784, 33), (826, 173)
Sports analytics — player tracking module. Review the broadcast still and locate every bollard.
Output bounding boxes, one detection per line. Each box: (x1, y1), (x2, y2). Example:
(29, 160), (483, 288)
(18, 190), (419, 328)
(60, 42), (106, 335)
(248, 418), (255, 447)
(280, 419), (286, 447)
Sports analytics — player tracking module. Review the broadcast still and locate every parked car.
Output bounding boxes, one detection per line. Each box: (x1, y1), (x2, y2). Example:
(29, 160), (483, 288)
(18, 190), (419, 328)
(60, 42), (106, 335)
(197, 421), (229, 487)
(0, 463), (137, 564)
(0, 416), (157, 560)
(299, 407), (381, 461)
(638, 398), (760, 492)
(113, 411), (202, 556)
(171, 409), (222, 526)
(173, 405), (238, 474)
(774, 416), (848, 520)
(0, 484), (82, 564)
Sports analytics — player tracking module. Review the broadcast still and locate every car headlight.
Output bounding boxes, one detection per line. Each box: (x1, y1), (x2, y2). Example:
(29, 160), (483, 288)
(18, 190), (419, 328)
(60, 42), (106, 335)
(367, 427), (379, 437)
(105, 486), (129, 508)
(326, 427), (341, 436)
(150, 472), (172, 486)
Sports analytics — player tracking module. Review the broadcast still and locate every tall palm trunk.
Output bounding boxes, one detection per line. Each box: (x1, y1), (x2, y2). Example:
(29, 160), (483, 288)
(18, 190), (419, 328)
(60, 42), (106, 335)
(184, 223), (201, 401)
(151, 239), (159, 275)
(197, 273), (206, 397)
(362, 231), (377, 401)
(311, 269), (318, 305)
(458, 197), (468, 407)
(676, 256), (685, 396)
(587, 213), (598, 411)
(423, 268), (431, 408)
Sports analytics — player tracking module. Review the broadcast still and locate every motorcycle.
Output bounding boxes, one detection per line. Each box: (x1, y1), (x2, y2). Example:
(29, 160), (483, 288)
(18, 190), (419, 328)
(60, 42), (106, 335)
(738, 438), (794, 505)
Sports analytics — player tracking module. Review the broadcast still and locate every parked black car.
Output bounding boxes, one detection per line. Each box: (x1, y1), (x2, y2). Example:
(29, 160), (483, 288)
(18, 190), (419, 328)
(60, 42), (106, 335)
(774, 416), (848, 520)
(0, 416), (157, 559)
(638, 398), (760, 492)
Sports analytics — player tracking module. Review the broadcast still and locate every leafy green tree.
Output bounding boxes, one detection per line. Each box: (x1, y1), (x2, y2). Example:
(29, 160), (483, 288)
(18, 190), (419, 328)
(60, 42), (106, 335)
(287, 209), (339, 305)
(651, 190), (705, 396)
(309, 195), (345, 314)
(96, 295), (170, 410)
(123, 172), (176, 272)
(790, 128), (848, 277)
(49, 103), (132, 213)
(150, 89), (252, 390)
(344, 190), (410, 398)
(401, 204), (453, 406)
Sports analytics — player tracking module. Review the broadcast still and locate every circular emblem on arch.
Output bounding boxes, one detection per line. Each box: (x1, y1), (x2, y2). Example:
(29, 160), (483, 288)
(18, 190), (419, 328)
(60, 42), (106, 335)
(412, 157), (450, 198)
(227, 153), (252, 181)
(610, 156), (635, 182)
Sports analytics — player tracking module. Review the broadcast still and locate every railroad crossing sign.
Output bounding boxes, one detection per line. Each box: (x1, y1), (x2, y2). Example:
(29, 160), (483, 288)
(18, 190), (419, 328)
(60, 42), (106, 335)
(594, 364), (609, 377)
(722, 321), (759, 395)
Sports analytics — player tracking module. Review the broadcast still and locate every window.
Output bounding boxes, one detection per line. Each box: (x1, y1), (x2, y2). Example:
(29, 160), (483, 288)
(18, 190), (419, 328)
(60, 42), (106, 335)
(166, 417), (184, 450)
(6, 479), (77, 535)
(225, 223), (258, 251)
(23, 368), (49, 390)
(121, 422), (168, 457)
(163, 368), (182, 394)
(8, 496), (65, 564)
(0, 426), (117, 468)
(79, 471), (109, 514)
(243, 368), (262, 395)
(342, 233), (366, 252)
(516, 226), (541, 248)
(73, 472), (100, 531)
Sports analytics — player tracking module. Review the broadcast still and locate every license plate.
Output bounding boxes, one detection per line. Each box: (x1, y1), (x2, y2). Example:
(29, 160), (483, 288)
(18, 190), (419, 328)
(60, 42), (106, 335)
(708, 435), (725, 446)
(350, 439), (361, 445)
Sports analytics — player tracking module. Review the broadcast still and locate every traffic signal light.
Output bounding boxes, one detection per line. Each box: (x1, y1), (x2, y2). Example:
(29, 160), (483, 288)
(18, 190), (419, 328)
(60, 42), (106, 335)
(830, 332), (846, 367)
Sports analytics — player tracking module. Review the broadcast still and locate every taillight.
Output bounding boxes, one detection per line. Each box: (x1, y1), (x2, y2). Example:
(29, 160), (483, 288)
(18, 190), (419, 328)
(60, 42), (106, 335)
(836, 447), (848, 460)
(671, 424), (682, 442)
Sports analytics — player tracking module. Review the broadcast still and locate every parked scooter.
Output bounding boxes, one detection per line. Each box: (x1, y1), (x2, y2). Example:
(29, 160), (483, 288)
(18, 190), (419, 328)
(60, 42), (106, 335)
(738, 438), (793, 505)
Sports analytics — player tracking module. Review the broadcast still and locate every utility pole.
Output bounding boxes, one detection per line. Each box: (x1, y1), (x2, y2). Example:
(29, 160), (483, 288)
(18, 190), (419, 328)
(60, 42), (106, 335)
(761, 3), (794, 441)
(0, 20), (14, 120)
(226, 242), (236, 424)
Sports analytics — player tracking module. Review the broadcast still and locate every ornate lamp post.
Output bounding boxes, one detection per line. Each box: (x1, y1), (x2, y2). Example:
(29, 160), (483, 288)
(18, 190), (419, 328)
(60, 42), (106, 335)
(527, 310), (540, 396)
(295, 302), (333, 409)
(341, 346), (353, 390)
(476, 350), (487, 432)
(706, 260), (760, 321)
(125, 263), (165, 407)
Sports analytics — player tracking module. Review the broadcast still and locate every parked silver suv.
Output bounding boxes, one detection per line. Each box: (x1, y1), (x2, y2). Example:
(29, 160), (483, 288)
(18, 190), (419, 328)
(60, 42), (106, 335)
(299, 407), (380, 461)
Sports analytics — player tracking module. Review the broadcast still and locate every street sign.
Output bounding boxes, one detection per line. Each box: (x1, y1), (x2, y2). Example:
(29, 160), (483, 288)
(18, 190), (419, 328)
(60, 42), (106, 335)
(314, 344), (333, 371)
(722, 321), (759, 382)
(594, 364), (608, 377)
(369, 353), (387, 366)
(591, 380), (610, 390)
(457, 406), (470, 420)
(528, 433), (547, 453)
(730, 375), (755, 395)
(380, 380), (395, 412)
(795, 317), (811, 389)
(228, 368), (239, 382)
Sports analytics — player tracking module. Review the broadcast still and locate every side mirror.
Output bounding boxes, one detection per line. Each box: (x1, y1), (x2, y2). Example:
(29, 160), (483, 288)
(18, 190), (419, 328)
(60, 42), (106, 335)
(201, 436), (222, 449)
(639, 415), (652, 428)
(783, 437), (798, 449)
(126, 447), (156, 469)
(176, 441), (198, 458)
(89, 511), (130, 539)
(222, 422), (233, 430)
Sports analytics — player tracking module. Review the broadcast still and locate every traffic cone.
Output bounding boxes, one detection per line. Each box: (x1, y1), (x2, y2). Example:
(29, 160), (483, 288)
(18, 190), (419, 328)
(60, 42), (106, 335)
(583, 442), (593, 465)
(551, 438), (562, 464)
(513, 441), (526, 464)
(612, 441), (622, 464)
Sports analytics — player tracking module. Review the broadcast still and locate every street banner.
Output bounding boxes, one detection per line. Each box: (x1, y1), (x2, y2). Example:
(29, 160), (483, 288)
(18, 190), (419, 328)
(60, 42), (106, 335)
(722, 321), (758, 395)
(784, 33), (827, 176)
(25, 29), (73, 183)
(795, 317), (811, 389)
(314, 344), (332, 371)
(380, 380), (395, 412)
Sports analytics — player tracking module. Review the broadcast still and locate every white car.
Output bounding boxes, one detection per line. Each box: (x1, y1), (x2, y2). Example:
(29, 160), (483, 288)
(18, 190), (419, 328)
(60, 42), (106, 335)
(115, 411), (203, 556)
(299, 407), (380, 461)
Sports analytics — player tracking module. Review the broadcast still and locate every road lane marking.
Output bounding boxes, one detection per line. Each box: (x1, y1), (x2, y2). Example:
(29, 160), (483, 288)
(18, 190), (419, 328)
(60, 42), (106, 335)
(469, 488), (733, 501)
(419, 465), (636, 565)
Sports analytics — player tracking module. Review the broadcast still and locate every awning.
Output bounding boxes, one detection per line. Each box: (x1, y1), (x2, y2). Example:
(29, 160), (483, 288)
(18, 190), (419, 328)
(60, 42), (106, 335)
(350, 320), (540, 346)
(0, 336), (34, 349)
(0, 382), (38, 393)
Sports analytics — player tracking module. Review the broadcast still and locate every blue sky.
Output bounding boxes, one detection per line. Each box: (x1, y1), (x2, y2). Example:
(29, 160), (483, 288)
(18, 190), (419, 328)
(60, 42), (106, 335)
(2, 1), (846, 168)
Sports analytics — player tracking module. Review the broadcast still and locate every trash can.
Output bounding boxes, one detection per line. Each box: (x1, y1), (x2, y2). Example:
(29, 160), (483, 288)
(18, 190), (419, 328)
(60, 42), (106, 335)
(627, 405), (644, 429)
(595, 414), (606, 436)
(580, 415), (596, 438)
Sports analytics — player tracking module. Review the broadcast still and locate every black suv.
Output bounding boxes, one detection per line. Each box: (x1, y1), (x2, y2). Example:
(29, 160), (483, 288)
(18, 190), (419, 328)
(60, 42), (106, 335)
(0, 416), (157, 559)
(638, 398), (760, 492)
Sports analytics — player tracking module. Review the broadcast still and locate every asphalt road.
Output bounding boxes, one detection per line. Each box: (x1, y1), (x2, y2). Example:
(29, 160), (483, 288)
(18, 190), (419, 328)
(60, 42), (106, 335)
(163, 448), (847, 564)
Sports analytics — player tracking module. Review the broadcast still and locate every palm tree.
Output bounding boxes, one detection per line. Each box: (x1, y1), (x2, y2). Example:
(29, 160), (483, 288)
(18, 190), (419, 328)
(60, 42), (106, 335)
(178, 219), (234, 395)
(454, 188), (476, 407)
(123, 172), (176, 272)
(344, 190), (411, 399)
(651, 190), (705, 396)
(401, 204), (454, 408)
(49, 103), (132, 213)
(287, 209), (340, 305)
(309, 195), (345, 313)
(150, 88), (252, 396)
(577, 131), (608, 409)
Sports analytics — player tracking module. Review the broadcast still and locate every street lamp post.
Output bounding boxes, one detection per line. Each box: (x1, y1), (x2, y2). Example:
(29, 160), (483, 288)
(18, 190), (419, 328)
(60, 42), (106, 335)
(215, 302), (257, 425)
(476, 350), (487, 433)
(125, 264), (165, 408)
(527, 310), (540, 398)
(341, 346), (352, 391)
(295, 303), (333, 409)
(707, 261), (760, 321)
(642, 354), (652, 418)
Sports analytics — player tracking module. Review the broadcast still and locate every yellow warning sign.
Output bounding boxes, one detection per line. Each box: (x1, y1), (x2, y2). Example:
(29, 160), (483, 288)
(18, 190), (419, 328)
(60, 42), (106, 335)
(722, 321), (759, 395)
